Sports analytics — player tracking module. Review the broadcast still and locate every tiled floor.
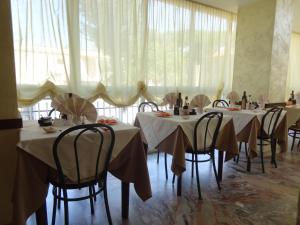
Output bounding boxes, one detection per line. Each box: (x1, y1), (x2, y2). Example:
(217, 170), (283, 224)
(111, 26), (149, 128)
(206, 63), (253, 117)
(27, 144), (300, 225)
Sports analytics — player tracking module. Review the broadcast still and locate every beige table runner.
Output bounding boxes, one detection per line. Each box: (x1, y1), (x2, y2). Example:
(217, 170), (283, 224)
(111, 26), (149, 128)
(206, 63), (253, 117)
(285, 105), (300, 127)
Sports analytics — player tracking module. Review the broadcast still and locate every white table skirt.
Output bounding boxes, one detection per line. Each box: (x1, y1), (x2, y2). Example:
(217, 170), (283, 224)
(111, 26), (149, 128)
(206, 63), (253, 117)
(18, 121), (139, 182)
(206, 108), (286, 135)
(136, 112), (232, 150)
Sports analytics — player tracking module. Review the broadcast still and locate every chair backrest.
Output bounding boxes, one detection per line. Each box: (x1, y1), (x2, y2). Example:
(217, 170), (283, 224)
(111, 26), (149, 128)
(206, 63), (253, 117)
(48, 108), (56, 117)
(260, 107), (283, 138)
(265, 102), (286, 108)
(212, 99), (229, 108)
(138, 101), (159, 112)
(48, 108), (68, 120)
(193, 112), (223, 152)
(53, 123), (115, 187)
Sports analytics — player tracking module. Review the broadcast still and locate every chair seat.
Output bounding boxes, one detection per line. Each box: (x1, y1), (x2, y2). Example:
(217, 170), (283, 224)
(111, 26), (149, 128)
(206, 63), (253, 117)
(186, 147), (212, 154)
(257, 133), (271, 140)
(50, 174), (104, 190)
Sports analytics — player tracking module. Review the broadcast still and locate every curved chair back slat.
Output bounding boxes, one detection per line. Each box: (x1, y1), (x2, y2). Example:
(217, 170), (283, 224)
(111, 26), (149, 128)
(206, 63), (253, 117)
(48, 108), (56, 117)
(138, 101), (159, 112)
(53, 123), (115, 187)
(260, 107), (283, 139)
(193, 112), (223, 153)
(212, 99), (229, 108)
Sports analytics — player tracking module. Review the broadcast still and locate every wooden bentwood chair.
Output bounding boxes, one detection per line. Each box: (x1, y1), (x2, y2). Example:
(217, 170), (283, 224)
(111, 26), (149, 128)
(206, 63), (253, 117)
(257, 107), (283, 173)
(138, 101), (161, 163)
(236, 107), (283, 173)
(50, 123), (115, 225)
(212, 99), (229, 108)
(171, 112), (223, 199)
(288, 119), (300, 151)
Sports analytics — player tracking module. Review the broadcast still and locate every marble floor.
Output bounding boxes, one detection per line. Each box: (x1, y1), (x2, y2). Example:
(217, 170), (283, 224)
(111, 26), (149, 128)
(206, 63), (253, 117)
(27, 144), (300, 225)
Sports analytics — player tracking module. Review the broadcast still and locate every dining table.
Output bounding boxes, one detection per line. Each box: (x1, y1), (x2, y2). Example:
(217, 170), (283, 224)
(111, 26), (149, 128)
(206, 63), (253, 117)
(11, 120), (152, 225)
(206, 107), (288, 170)
(285, 105), (300, 127)
(135, 111), (239, 195)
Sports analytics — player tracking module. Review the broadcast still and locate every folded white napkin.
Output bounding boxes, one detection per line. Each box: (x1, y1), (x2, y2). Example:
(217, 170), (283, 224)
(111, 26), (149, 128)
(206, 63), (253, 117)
(51, 93), (98, 124)
(227, 91), (239, 102)
(163, 92), (177, 108)
(190, 94), (211, 113)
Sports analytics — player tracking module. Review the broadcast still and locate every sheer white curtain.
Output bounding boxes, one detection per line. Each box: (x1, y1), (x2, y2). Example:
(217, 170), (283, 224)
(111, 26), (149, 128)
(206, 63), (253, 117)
(11, 0), (71, 105)
(286, 32), (300, 96)
(146, 0), (236, 100)
(11, 0), (236, 106)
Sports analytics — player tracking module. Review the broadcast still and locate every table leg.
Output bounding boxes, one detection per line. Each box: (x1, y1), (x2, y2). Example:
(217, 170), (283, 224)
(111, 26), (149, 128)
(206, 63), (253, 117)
(176, 175), (182, 196)
(218, 151), (224, 182)
(247, 156), (251, 172)
(121, 182), (129, 219)
(36, 201), (48, 225)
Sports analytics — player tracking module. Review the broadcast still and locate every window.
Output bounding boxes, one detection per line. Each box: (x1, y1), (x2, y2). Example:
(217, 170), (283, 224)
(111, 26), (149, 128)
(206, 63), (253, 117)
(12, 0), (236, 108)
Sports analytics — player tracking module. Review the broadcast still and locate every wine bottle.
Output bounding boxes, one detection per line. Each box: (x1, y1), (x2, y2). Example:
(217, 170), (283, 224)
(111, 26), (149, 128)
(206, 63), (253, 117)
(241, 91), (247, 110)
(174, 93), (180, 115)
(178, 92), (183, 108)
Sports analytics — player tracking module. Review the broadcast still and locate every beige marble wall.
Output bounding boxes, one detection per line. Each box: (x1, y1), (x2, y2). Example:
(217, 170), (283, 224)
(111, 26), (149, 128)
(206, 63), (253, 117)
(232, 0), (294, 102)
(269, 0), (294, 102)
(232, 0), (276, 100)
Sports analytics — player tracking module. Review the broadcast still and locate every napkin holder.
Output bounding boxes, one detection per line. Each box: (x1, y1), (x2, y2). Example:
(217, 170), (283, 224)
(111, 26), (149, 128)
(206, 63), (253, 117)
(38, 116), (53, 127)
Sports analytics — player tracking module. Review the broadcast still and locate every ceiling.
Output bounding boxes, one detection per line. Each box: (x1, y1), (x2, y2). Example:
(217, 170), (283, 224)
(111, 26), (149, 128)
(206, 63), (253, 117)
(193, 0), (256, 12)
(194, 0), (300, 33)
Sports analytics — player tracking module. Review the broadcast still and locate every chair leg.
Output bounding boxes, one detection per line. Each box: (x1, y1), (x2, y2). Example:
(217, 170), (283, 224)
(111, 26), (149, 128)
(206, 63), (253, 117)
(291, 131), (296, 151)
(103, 186), (113, 225)
(260, 140), (265, 173)
(195, 154), (202, 199)
(88, 186), (95, 215)
(244, 142), (248, 158)
(164, 153), (168, 180)
(63, 189), (69, 225)
(157, 148), (160, 164)
(51, 187), (57, 225)
(57, 188), (61, 209)
(236, 142), (242, 163)
(92, 185), (96, 201)
(243, 141), (251, 171)
(191, 152), (194, 178)
(211, 152), (221, 190)
(172, 173), (176, 184)
(271, 138), (277, 168)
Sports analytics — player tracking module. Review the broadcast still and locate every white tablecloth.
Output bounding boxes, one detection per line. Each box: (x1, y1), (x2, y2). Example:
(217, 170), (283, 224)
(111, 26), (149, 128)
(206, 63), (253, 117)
(18, 121), (139, 182)
(136, 112), (232, 150)
(206, 108), (286, 135)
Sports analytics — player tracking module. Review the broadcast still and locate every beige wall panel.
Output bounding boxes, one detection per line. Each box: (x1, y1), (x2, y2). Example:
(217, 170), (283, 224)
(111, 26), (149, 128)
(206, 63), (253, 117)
(0, 0), (20, 224)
